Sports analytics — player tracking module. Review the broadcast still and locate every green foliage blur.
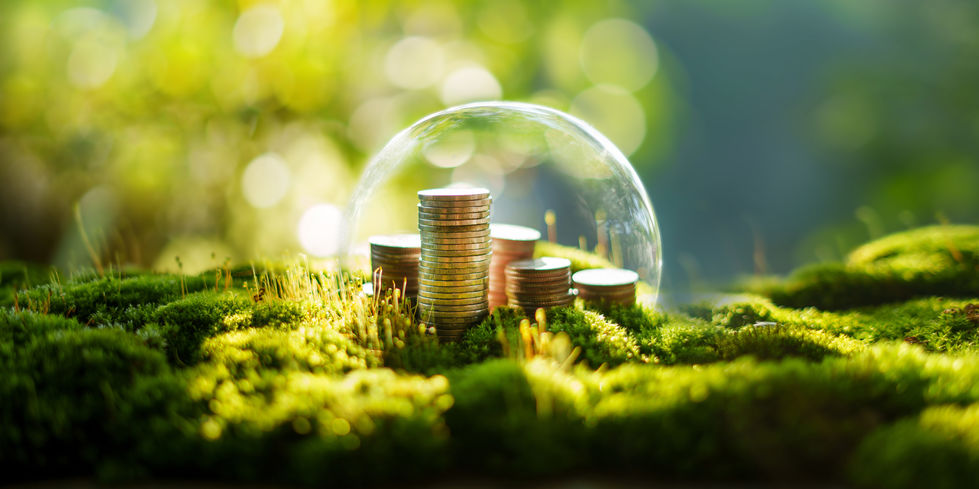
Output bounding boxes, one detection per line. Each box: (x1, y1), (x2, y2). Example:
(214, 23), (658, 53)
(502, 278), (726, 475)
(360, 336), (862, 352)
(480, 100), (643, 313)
(1, 0), (978, 287)
(0, 0), (677, 273)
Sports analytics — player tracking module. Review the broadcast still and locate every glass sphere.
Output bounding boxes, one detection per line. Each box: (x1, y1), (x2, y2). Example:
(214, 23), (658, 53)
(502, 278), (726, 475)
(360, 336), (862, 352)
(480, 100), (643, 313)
(342, 101), (662, 306)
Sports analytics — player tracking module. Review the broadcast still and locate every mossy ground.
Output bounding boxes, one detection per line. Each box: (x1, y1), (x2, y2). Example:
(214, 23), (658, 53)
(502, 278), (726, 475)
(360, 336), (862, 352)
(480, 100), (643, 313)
(3, 225), (979, 488)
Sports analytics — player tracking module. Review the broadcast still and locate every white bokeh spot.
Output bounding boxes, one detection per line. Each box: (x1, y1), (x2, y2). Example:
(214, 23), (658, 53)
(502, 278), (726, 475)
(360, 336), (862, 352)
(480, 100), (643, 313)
(233, 5), (285, 58)
(241, 152), (291, 208)
(298, 203), (343, 256)
(440, 66), (502, 106)
(385, 37), (445, 90)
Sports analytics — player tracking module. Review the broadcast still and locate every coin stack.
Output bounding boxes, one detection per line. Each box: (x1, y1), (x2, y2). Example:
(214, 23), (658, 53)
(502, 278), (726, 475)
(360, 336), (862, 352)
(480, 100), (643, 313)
(416, 188), (492, 341)
(504, 257), (574, 316)
(572, 268), (639, 307)
(488, 224), (541, 309)
(369, 234), (421, 299)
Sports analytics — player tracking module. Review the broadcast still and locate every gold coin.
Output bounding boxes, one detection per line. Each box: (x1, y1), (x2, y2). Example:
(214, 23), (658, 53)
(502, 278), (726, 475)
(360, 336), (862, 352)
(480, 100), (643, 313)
(418, 282), (487, 292)
(505, 257), (571, 272)
(419, 283), (487, 292)
(417, 229), (490, 239)
(418, 218), (490, 228)
(371, 248), (420, 257)
(418, 312), (487, 322)
(416, 199), (492, 210)
(420, 242), (492, 252)
(418, 187), (490, 201)
(418, 208), (492, 219)
(417, 298), (489, 308)
(575, 286), (636, 297)
(417, 269), (487, 281)
(368, 233), (421, 250)
(419, 248), (491, 257)
(420, 290), (487, 300)
(571, 268), (639, 287)
(420, 253), (491, 262)
(490, 224), (541, 242)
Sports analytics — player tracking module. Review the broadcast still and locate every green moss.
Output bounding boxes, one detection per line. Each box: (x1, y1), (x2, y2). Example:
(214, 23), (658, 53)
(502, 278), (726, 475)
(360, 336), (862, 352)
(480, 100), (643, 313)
(154, 292), (253, 364)
(0, 261), (54, 307)
(445, 359), (585, 475)
(545, 307), (642, 367)
(710, 295), (780, 328)
(201, 324), (378, 376)
(4, 225), (979, 485)
(586, 350), (931, 480)
(382, 332), (462, 374)
(456, 307), (526, 362)
(182, 366), (452, 485)
(0, 327), (197, 478)
(703, 294), (979, 354)
(849, 403), (979, 489)
(769, 262), (906, 310)
(847, 224), (979, 268)
(154, 291), (304, 365)
(640, 318), (724, 365)
(590, 303), (724, 365)
(0, 309), (83, 348)
(717, 324), (864, 362)
(16, 273), (211, 330)
(756, 225), (979, 310)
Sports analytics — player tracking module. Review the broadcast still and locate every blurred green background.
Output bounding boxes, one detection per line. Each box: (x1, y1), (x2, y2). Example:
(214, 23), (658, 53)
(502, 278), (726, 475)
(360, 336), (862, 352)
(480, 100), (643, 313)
(1, 0), (976, 291)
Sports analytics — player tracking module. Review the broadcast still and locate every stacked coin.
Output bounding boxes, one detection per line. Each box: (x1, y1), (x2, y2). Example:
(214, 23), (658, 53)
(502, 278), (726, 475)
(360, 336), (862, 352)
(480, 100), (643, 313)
(369, 234), (421, 298)
(505, 257), (574, 315)
(572, 268), (639, 306)
(489, 224), (541, 309)
(416, 188), (492, 341)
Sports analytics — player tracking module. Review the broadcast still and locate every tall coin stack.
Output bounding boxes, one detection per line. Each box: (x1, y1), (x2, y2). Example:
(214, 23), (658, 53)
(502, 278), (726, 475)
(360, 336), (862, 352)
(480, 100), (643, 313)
(488, 224), (541, 309)
(416, 188), (492, 341)
(572, 268), (639, 307)
(369, 234), (421, 299)
(505, 257), (574, 316)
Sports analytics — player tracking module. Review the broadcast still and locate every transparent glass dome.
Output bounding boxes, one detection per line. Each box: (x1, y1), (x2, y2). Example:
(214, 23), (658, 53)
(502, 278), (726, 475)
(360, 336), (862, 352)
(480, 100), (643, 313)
(342, 101), (662, 305)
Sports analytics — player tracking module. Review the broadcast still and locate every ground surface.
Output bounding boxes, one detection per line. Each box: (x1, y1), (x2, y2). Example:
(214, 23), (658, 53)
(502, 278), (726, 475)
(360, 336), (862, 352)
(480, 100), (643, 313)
(3, 225), (979, 488)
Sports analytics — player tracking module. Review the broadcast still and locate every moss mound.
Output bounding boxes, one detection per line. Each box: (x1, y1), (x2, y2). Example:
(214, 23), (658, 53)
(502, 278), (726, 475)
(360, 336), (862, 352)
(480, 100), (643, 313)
(2, 225), (979, 487)
(751, 225), (979, 309)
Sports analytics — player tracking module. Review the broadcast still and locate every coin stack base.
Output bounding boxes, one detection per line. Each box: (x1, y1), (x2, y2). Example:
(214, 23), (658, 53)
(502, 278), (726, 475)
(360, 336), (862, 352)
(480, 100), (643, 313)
(370, 234), (421, 300)
(489, 224), (541, 309)
(572, 268), (639, 307)
(416, 188), (492, 342)
(505, 257), (574, 317)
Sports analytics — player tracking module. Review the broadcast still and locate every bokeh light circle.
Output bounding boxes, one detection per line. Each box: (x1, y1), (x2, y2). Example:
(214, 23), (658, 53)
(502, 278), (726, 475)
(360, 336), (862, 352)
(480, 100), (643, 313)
(579, 18), (659, 91)
(298, 203), (343, 256)
(440, 66), (502, 105)
(233, 5), (285, 58)
(385, 37), (445, 89)
(570, 85), (646, 156)
(342, 101), (662, 305)
(241, 152), (291, 208)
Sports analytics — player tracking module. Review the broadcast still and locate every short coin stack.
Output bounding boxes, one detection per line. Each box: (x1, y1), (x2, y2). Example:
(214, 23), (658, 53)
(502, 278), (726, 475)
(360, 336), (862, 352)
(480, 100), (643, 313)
(488, 224), (541, 309)
(416, 188), (492, 341)
(572, 268), (639, 306)
(369, 234), (421, 299)
(505, 257), (574, 315)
